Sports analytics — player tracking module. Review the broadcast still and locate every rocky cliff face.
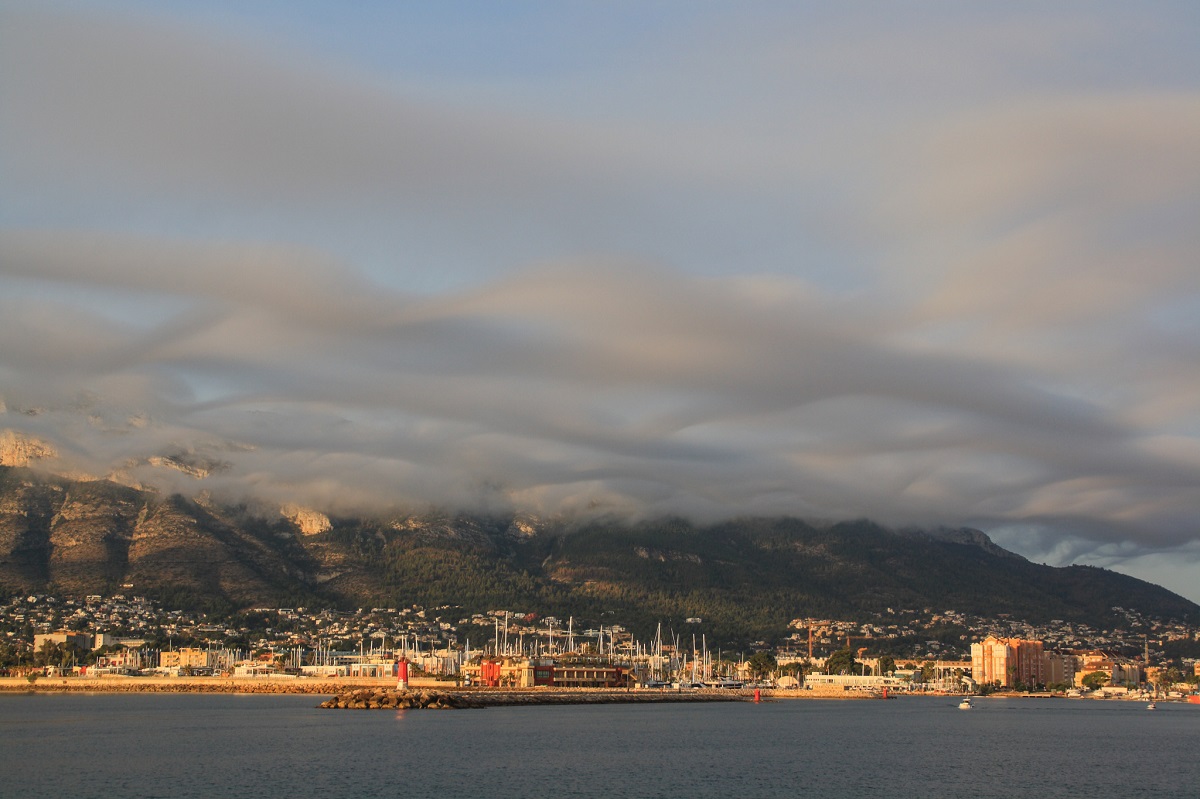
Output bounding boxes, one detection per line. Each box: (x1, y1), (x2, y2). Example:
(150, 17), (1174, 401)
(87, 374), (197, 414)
(0, 430), (57, 467)
(0, 466), (335, 606)
(0, 470), (60, 591)
(46, 480), (142, 594)
(282, 504), (332, 535)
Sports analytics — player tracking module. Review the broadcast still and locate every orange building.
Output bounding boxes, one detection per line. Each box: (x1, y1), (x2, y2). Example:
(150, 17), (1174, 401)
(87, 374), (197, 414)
(970, 636), (1045, 688)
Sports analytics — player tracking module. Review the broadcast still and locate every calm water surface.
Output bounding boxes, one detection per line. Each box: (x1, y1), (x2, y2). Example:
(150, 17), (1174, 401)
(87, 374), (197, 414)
(1, 693), (1196, 798)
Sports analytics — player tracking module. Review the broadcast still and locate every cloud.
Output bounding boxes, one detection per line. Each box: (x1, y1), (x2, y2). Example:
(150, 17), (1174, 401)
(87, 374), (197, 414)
(1, 8), (527, 204)
(2, 3), (1200, 599)
(0, 6), (702, 252)
(871, 94), (1200, 338)
(4, 230), (1199, 555)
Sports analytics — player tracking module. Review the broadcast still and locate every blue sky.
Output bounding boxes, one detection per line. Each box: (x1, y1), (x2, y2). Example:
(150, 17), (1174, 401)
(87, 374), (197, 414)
(2, 1), (1200, 601)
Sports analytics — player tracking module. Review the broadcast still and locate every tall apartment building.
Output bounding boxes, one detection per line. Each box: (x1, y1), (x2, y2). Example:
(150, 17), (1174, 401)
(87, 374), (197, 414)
(970, 636), (1045, 687)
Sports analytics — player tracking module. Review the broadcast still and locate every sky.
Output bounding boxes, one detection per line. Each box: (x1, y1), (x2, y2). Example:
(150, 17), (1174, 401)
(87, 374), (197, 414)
(2, 1), (1199, 601)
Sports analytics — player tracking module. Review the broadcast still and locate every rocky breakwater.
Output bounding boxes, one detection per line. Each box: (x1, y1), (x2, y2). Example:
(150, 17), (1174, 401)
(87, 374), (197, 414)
(320, 688), (484, 710)
(319, 687), (746, 710)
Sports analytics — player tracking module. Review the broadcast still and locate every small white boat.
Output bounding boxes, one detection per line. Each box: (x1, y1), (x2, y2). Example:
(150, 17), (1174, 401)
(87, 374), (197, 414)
(958, 697), (973, 709)
(1146, 701), (1157, 710)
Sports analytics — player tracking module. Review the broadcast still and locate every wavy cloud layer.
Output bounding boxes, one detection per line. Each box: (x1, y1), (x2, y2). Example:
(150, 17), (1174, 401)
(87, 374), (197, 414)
(2, 3), (1198, 598)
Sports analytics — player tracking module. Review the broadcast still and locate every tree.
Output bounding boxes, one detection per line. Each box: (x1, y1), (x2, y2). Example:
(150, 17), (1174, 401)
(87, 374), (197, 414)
(778, 660), (812, 679)
(1081, 671), (1110, 691)
(35, 641), (79, 668)
(877, 655), (895, 676)
(1152, 667), (1182, 695)
(747, 652), (777, 680)
(824, 648), (859, 675)
(0, 641), (25, 669)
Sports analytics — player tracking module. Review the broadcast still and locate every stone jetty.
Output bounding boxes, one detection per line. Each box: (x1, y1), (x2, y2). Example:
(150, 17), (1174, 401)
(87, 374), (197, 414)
(319, 687), (746, 710)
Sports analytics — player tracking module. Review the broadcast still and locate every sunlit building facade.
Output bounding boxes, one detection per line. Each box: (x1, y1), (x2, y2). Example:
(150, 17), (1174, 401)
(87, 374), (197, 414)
(970, 636), (1045, 688)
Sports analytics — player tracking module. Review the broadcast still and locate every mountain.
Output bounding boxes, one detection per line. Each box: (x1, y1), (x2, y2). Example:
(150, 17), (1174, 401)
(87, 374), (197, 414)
(1, 466), (1196, 640)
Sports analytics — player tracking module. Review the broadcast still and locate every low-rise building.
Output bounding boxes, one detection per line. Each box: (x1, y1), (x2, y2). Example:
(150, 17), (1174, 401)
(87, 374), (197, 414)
(93, 648), (146, 674)
(462, 657), (629, 688)
(159, 647), (215, 670)
(1073, 651), (1141, 688)
(462, 657), (533, 687)
(541, 662), (629, 688)
(33, 630), (93, 652)
(805, 673), (904, 691)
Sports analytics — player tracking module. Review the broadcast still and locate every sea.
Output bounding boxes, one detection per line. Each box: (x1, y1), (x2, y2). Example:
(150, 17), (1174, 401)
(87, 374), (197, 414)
(1, 693), (1195, 798)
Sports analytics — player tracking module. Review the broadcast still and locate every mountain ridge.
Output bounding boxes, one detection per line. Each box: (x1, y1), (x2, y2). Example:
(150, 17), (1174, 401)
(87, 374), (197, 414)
(1, 466), (1195, 641)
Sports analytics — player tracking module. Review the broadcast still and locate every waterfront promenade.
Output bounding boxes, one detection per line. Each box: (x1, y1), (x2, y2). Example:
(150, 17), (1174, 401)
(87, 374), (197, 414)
(0, 674), (404, 695)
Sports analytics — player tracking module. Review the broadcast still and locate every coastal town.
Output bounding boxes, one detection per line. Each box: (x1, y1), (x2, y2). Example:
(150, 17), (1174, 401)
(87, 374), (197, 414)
(3, 593), (1199, 700)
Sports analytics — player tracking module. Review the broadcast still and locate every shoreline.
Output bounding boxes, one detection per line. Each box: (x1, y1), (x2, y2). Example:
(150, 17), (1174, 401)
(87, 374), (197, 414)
(0, 675), (872, 701)
(10, 677), (1177, 704)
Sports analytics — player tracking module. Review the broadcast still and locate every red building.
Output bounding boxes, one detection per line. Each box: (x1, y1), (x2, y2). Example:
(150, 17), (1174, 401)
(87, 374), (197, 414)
(479, 659), (503, 687)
